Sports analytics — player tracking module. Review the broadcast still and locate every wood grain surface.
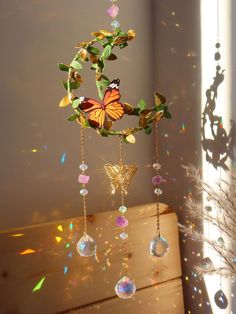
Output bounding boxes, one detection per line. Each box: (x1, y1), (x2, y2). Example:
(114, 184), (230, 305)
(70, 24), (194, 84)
(0, 203), (184, 314)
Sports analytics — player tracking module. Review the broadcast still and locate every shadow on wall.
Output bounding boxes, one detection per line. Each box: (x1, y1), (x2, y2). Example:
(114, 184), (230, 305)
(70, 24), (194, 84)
(201, 43), (234, 170)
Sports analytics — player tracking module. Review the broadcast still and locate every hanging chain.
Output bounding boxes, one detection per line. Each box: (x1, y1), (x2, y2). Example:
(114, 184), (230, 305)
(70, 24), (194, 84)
(119, 136), (128, 275)
(80, 126), (87, 235)
(154, 122), (160, 237)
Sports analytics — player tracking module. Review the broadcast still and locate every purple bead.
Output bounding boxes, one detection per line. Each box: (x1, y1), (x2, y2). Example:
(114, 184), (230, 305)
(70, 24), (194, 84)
(152, 175), (166, 185)
(107, 4), (119, 18)
(78, 174), (90, 184)
(116, 216), (128, 228)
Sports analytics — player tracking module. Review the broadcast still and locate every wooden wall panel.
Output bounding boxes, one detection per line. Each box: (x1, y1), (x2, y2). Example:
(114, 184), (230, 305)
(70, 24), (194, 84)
(0, 203), (184, 314)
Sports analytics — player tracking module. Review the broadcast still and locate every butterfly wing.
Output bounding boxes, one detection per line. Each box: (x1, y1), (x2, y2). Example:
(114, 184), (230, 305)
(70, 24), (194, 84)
(103, 79), (124, 121)
(79, 97), (105, 127)
(79, 97), (101, 112)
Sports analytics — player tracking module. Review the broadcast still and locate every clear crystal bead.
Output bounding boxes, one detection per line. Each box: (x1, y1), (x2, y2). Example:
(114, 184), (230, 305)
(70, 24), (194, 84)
(149, 235), (169, 258)
(120, 232), (128, 240)
(119, 205), (127, 213)
(80, 189), (88, 196)
(111, 20), (120, 29)
(79, 163), (88, 171)
(153, 163), (161, 171)
(76, 234), (97, 257)
(115, 276), (136, 299)
(154, 188), (162, 195)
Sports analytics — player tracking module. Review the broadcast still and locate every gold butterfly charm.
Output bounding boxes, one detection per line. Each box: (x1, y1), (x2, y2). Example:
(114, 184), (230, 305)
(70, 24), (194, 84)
(104, 163), (137, 193)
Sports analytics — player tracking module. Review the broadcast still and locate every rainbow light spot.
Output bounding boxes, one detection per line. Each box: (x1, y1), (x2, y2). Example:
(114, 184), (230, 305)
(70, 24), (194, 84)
(57, 225), (63, 232)
(69, 222), (74, 231)
(32, 277), (46, 292)
(55, 236), (62, 243)
(20, 249), (36, 255)
(219, 116), (223, 128)
(60, 153), (67, 164)
(11, 233), (24, 237)
(64, 266), (68, 275)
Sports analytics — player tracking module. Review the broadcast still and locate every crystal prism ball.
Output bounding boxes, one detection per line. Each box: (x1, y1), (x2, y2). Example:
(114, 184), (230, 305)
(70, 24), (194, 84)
(115, 276), (136, 299)
(149, 235), (169, 258)
(76, 234), (97, 257)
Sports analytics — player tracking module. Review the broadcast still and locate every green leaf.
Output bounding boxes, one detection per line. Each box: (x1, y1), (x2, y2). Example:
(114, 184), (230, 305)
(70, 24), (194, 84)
(62, 80), (80, 90)
(67, 114), (78, 122)
(164, 110), (172, 119)
(99, 129), (109, 137)
(91, 64), (98, 71)
(58, 63), (69, 72)
(101, 45), (112, 60)
(96, 76), (110, 100)
(99, 75), (110, 87)
(144, 126), (152, 135)
(138, 99), (146, 111)
(119, 43), (128, 49)
(72, 98), (81, 109)
(114, 28), (121, 35)
(87, 46), (100, 55)
(155, 104), (167, 112)
(70, 60), (83, 70)
(97, 59), (104, 72)
(96, 80), (106, 100)
(132, 108), (140, 116)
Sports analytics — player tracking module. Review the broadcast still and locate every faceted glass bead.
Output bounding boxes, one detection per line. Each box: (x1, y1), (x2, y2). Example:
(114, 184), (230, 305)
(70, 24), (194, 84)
(76, 234), (97, 257)
(152, 175), (166, 185)
(149, 235), (169, 258)
(111, 20), (120, 29)
(154, 188), (162, 196)
(120, 232), (128, 240)
(116, 216), (128, 228)
(153, 162), (161, 171)
(119, 205), (127, 213)
(214, 290), (228, 309)
(79, 163), (88, 171)
(107, 4), (119, 19)
(115, 276), (136, 299)
(80, 189), (88, 196)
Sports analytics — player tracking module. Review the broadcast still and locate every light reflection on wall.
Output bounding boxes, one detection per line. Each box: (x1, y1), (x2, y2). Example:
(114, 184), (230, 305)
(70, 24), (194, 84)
(201, 0), (232, 313)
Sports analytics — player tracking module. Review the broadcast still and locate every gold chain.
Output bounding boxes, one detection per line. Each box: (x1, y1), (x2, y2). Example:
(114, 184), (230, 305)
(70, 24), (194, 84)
(154, 122), (160, 237)
(119, 136), (128, 275)
(80, 126), (87, 235)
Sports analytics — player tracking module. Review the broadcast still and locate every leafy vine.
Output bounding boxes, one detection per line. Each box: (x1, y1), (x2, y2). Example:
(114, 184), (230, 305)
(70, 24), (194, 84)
(58, 27), (171, 142)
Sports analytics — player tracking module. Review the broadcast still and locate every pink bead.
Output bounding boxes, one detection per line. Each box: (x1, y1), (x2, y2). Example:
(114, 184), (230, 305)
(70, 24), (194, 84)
(107, 4), (119, 19)
(152, 175), (166, 185)
(116, 216), (128, 228)
(78, 174), (90, 184)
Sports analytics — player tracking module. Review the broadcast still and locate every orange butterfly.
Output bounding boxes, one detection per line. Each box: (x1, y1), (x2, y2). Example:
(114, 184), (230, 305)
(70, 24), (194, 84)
(79, 79), (124, 128)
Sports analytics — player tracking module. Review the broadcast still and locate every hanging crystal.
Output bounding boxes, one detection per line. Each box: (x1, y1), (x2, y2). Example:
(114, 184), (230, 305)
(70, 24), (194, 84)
(149, 235), (169, 258)
(76, 234), (97, 257)
(214, 289), (228, 309)
(115, 276), (136, 299)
